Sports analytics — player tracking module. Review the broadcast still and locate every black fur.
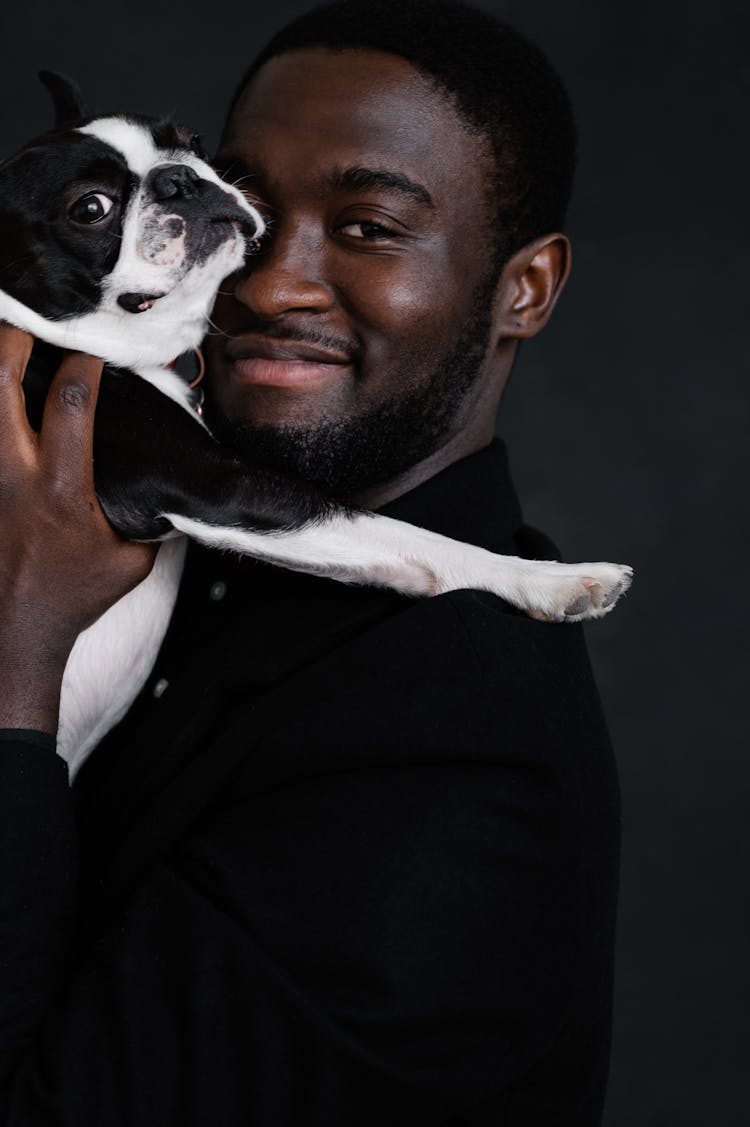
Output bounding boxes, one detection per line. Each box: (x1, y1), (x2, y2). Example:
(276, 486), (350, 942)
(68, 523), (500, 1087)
(38, 70), (87, 128)
(23, 343), (346, 541)
(0, 132), (134, 319)
(148, 119), (208, 161)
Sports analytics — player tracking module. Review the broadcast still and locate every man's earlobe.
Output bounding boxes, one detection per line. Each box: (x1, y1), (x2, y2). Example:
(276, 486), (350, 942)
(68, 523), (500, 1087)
(497, 233), (571, 340)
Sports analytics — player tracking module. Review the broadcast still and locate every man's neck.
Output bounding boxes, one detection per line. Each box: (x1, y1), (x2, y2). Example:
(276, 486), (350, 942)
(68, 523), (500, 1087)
(349, 427), (495, 511)
(349, 348), (513, 510)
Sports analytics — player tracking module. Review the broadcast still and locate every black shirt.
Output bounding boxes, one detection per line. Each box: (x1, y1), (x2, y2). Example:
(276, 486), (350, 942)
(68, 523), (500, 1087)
(0, 440), (620, 1125)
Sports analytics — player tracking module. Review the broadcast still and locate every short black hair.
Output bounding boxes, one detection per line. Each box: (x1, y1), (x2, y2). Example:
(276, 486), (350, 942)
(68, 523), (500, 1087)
(225, 0), (577, 262)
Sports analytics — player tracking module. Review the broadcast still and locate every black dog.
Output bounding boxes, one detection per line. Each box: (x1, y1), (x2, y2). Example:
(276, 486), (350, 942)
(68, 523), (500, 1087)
(0, 75), (632, 776)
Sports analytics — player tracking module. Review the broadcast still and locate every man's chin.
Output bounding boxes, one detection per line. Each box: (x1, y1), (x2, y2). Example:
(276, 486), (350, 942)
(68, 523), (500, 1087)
(204, 311), (492, 496)
(204, 388), (457, 497)
(205, 412), (412, 497)
(205, 373), (486, 497)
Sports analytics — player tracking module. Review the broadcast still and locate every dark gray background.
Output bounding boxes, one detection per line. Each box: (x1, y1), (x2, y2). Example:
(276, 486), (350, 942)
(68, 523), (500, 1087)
(1, 0), (747, 1121)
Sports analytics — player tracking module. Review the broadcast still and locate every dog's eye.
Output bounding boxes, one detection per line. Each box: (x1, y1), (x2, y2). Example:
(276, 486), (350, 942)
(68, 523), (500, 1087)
(69, 192), (115, 225)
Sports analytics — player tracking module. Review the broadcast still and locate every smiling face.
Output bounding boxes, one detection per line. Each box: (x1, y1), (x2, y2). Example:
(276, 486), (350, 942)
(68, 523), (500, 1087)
(205, 47), (508, 497)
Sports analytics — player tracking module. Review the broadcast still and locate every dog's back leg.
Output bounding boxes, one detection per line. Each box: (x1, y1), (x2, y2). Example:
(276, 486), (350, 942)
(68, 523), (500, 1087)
(58, 537), (186, 776)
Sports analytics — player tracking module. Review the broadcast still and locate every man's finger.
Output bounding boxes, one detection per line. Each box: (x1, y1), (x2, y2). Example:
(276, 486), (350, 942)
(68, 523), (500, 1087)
(39, 351), (104, 484)
(0, 324), (36, 463)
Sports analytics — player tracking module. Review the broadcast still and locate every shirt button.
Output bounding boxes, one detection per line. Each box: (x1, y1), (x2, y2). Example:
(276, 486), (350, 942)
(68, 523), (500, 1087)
(209, 580), (227, 602)
(153, 677), (169, 699)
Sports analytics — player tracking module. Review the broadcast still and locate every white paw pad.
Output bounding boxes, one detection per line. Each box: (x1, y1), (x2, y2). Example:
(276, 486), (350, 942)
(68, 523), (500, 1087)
(526, 562), (633, 623)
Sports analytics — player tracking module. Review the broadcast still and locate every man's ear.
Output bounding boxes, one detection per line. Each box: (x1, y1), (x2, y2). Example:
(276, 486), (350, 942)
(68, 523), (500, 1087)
(38, 70), (87, 128)
(492, 233), (572, 341)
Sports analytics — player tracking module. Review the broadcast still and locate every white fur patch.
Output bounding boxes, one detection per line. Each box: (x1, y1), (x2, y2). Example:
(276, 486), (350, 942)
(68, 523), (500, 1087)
(58, 537), (187, 778)
(140, 206), (187, 267)
(79, 117), (161, 176)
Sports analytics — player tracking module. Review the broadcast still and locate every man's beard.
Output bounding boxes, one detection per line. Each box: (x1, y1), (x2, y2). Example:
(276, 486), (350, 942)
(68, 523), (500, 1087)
(205, 277), (496, 499)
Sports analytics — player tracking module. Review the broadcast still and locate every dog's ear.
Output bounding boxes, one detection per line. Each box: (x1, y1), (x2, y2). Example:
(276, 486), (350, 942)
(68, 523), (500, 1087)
(38, 70), (87, 128)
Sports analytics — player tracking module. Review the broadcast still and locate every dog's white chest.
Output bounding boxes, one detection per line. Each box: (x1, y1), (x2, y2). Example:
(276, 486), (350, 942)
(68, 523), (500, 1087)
(57, 537), (187, 779)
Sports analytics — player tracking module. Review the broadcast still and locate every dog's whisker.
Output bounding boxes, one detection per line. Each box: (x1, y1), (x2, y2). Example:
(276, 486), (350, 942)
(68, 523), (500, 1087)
(204, 314), (231, 337)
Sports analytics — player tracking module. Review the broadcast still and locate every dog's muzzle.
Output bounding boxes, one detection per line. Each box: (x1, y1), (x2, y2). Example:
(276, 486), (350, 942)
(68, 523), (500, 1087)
(115, 166), (262, 314)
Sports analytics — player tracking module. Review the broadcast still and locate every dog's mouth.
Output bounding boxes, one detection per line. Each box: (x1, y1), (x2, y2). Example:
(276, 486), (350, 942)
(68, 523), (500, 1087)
(117, 291), (166, 314)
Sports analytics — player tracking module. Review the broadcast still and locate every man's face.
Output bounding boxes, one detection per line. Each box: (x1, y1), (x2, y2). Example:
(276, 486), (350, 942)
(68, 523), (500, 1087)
(206, 47), (501, 496)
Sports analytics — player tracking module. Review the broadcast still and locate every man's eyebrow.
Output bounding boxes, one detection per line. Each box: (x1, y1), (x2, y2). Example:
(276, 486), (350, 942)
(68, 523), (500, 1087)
(330, 166), (434, 208)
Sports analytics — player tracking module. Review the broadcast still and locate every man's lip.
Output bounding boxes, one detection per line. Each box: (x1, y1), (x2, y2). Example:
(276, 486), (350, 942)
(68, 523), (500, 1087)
(226, 356), (352, 388)
(225, 334), (353, 365)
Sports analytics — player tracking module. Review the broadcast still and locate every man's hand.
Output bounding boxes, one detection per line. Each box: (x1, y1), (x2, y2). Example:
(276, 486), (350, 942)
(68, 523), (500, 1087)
(0, 325), (156, 735)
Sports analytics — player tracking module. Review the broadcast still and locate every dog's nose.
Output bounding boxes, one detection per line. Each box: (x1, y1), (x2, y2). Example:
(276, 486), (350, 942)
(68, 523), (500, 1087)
(150, 163), (201, 202)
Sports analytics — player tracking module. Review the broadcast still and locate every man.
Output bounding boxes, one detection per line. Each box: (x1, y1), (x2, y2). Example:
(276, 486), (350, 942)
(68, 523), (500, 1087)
(0, 1), (620, 1123)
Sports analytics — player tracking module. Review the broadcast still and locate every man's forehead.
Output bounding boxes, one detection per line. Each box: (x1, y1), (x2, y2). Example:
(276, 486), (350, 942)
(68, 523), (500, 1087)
(221, 47), (489, 202)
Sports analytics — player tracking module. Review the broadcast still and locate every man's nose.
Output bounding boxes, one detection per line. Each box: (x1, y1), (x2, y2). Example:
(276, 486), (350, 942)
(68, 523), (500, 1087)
(232, 226), (334, 319)
(149, 163), (201, 201)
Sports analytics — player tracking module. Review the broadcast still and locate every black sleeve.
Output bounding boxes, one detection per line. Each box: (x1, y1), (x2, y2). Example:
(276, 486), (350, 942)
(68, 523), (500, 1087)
(0, 740), (75, 1091)
(0, 601), (618, 1126)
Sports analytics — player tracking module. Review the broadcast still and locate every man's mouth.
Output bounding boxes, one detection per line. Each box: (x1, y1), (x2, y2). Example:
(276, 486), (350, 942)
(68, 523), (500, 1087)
(224, 334), (354, 388)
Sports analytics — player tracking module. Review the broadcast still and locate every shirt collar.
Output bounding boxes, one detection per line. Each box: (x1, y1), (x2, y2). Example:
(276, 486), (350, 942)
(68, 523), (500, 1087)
(379, 438), (523, 555)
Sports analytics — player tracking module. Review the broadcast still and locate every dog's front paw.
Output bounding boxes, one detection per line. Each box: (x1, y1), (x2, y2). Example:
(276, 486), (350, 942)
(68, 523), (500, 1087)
(526, 562), (633, 623)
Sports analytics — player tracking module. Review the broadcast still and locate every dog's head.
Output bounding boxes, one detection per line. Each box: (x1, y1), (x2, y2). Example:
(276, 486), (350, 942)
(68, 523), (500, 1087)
(0, 74), (264, 368)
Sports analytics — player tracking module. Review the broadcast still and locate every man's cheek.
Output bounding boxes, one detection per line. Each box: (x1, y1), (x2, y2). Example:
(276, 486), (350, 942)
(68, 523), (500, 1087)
(368, 274), (438, 324)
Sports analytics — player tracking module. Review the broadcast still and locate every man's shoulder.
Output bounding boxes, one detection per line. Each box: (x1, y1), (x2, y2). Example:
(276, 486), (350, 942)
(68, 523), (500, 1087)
(366, 586), (611, 742)
(356, 573), (594, 683)
(202, 584), (612, 777)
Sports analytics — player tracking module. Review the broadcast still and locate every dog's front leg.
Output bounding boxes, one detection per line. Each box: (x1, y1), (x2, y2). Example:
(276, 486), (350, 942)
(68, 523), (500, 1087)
(90, 372), (631, 638)
(165, 510), (631, 623)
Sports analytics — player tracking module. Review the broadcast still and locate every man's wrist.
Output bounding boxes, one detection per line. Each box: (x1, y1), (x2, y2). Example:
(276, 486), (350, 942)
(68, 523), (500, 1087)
(0, 643), (65, 734)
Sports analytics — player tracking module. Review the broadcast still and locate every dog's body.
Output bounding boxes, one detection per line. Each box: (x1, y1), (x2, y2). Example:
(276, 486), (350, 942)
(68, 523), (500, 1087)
(0, 89), (632, 777)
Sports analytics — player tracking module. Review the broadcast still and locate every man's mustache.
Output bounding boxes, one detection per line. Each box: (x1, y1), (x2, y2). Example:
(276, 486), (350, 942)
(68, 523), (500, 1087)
(218, 320), (362, 364)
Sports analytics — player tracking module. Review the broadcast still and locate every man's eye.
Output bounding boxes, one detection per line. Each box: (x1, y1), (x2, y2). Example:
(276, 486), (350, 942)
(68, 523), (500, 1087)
(337, 220), (394, 240)
(69, 192), (115, 225)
